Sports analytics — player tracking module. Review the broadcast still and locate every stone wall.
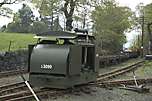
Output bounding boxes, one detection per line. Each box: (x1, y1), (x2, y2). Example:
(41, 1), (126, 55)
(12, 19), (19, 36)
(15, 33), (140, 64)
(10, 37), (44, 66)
(0, 50), (28, 71)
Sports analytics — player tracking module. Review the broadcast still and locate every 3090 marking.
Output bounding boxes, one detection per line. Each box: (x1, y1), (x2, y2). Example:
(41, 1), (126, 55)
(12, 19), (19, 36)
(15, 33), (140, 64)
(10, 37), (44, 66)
(40, 64), (53, 69)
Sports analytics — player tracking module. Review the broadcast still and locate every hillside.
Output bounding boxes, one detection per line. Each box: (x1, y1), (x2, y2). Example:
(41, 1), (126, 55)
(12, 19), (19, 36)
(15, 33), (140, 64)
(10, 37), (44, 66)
(0, 33), (36, 51)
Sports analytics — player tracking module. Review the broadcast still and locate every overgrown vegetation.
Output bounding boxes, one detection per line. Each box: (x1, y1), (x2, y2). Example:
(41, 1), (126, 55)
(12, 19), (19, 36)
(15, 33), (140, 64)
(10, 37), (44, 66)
(131, 3), (152, 54)
(92, 0), (134, 54)
(0, 33), (36, 51)
(135, 61), (152, 77)
(0, 0), (22, 17)
(1, 0), (151, 54)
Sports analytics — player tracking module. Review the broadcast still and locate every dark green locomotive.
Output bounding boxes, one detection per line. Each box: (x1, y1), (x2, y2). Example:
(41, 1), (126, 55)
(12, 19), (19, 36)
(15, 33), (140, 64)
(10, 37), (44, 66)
(28, 29), (99, 89)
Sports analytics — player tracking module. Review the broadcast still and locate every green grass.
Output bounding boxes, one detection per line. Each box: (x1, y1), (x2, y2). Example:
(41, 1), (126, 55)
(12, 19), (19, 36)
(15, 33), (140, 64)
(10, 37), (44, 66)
(135, 61), (152, 77)
(111, 60), (152, 80)
(0, 32), (36, 51)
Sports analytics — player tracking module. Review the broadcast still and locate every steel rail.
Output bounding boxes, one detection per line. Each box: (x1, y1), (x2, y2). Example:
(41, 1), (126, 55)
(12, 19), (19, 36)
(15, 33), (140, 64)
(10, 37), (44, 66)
(0, 60), (146, 101)
(0, 69), (28, 78)
(97, 78), (152, 87)
(3, 78), (152, 101)
(97, 60), (144, 81)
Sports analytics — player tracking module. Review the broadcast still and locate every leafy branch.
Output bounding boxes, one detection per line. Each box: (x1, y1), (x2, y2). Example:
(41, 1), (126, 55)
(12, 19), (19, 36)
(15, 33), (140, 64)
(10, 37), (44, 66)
(0, 0), (18, 7)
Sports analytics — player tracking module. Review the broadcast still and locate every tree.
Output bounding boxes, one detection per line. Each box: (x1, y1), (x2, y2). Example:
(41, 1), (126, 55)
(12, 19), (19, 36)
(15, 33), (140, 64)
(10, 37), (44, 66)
(52, 17), (63, 31)
(32, 0), (60, 30)
(133, 3), (152, 54)
(0, 7), (13, 17)
(73, 0), (105, 29)
(32, 20), (48, 34)
(0, 0), (25, 17)
(61, 0), (78, 31)
(18, 4), (34, 32)
(0, 0), (19, 7)
(32, 0), (77, 31)
(57, 0), (103, 30)
(92, 0), (134, 54)
(0, 25), (6, 32)
(130, 35), (141, 50)
(40, 16), (52, 30)
(32, 0), (102, 31)
(143, 3), (152, 54)
(6, 22), (21, 32)
(6, 4), (34, 33)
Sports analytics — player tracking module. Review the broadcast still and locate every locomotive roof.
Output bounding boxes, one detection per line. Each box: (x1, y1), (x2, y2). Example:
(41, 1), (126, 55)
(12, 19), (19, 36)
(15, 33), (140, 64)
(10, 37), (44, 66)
(35, 31), (95, 40)
(35, 31), (77, 39)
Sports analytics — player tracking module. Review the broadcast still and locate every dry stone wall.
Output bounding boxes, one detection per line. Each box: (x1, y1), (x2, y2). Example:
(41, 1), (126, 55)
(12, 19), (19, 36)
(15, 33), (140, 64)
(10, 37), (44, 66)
(0, 50), (28, 71)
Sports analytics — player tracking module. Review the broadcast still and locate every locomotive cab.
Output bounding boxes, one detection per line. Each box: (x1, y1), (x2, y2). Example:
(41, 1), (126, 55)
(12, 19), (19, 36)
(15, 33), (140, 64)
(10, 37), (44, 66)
(28, 30), (99, 89)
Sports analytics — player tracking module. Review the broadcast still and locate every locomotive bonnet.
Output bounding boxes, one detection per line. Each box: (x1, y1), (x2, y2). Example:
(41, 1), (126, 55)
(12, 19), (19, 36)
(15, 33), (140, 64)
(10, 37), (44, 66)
(28, 29), (99, 89)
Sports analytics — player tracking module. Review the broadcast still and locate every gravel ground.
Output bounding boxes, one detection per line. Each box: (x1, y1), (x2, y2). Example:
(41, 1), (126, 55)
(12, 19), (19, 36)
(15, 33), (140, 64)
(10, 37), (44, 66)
(42, 85), (152, 101)
(112, 60), (152, 80)
(0, 58), (141, 86)
(42, 60), (152, 101)
(0, 59), (152, 101)
(1, 75), (152, 101)
(0, 73), (28, 86)
(99, 58), (142, 74)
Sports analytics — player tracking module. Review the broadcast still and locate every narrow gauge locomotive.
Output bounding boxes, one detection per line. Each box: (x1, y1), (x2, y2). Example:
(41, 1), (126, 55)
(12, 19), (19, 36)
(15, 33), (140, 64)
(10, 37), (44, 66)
(28, 29), (99, 89)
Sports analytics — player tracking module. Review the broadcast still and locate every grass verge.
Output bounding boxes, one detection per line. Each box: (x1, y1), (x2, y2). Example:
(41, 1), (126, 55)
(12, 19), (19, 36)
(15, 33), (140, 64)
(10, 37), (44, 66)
(0, 32), (36, 51)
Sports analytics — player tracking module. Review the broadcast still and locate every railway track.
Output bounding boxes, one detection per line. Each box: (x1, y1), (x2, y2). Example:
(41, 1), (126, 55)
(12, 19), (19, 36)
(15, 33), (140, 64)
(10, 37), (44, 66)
(97, 60), (144, 81)
(0, 83), (66, 101)
(0, 82), (26, 96)
(1, 78), (152, 101)
(0, 69), (27, 78)
(98, 78), (152, 87)
(0, 60), (143, 79)
(0, 59), (142, 79)
(0, 60), (147, 101)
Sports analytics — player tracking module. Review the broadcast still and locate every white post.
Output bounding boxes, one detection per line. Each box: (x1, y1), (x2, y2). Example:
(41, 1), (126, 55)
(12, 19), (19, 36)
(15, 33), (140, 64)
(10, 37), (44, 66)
(133, 71), (138, 87)
(133, 75), (138, 87)
(24, 81), (40, 101)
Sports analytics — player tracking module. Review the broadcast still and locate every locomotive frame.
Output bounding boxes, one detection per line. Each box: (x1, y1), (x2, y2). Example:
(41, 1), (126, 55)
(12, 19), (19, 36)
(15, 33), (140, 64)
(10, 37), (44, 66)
(28, 30), (99, 89)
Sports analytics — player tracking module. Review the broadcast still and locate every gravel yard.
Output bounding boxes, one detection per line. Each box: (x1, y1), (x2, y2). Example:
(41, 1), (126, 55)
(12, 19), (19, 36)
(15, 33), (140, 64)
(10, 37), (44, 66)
(99, 58), (142, 74)
(42, 85), (152, 101)
(112, 60), (152, 80)
(0, 73), (28, 86)
(0, 59), (152, 101)
(43, 60), (152, 101)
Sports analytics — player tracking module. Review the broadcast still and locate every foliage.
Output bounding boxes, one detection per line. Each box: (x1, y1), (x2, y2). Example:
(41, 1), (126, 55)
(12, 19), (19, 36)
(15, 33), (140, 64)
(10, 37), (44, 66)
(33, 0), (59, 16)
(32, 0), (100, 31)
(0, 0), (25, 17)
(32, 0), (61, 30)
(6, 4), (34, 33)
(0, 0), (21, 7)
(135, 61), (152, 77)
(6, 22), (21, 32)
(143, 3), (152, 53)
(6, 3), (63, 33)
(144, 3), (152, 22)
(0, 25), (6, 32)
(132, 3), (152, 54)
(0, 32), (36, 51)
(61, 0), (104, 30)
(129, 35), (141, 51)
(0, 7), (13, 17)
(32, 20), (48, 34)
(17, 4), (34, 32)
(92, 0), (134, 54)
(52, 17), (63, 31)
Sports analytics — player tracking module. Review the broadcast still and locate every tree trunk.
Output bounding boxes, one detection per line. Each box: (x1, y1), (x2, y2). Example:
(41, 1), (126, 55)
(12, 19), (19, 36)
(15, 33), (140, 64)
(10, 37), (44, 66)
(63, 0), (77, 31)
(66, 17), (73, 31)
(147, 23), (152, 53)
